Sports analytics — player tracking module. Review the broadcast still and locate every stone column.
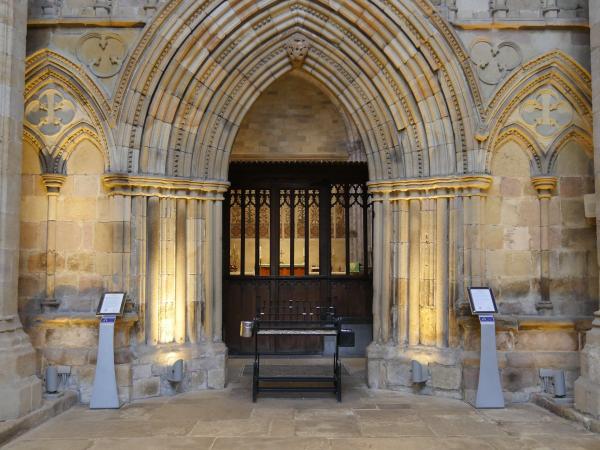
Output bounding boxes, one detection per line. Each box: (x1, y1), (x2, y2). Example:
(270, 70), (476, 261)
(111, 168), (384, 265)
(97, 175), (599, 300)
(435, 196), (449, 348)
(131, 195), (147, 344)
(186, 199), (201, 344)
(531, 176), (557, 314)
(408, 198), (421, 345)
(397, 201), (409, 346)
(371, 195), (383, 342)
(212, 198), (223, 342)
(381, 193), (392, 342)
(575, 0), (600, 417)
(146, 197), (160, 345)
(40, 174), (66, 309)
(202, 200), (214, 341)
(175, 198), (186, 343)
(0, 0), (43, 419)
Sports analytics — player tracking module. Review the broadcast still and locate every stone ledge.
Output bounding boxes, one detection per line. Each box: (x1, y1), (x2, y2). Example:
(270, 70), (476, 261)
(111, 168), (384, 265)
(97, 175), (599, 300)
(28, 312), (139, 327)
(459, 314), (593, 332)
(103, 174), (230, 200)
(450, 18), (589, 30)
(532, 393), (600, 433)
(368, 174), (492, 199)
(0, 390), (78, 446)
(28, 18), (147, 28)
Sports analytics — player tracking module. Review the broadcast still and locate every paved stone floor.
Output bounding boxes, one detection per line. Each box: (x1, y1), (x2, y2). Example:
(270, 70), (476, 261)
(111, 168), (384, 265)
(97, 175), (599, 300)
(5, 358), (600, 449)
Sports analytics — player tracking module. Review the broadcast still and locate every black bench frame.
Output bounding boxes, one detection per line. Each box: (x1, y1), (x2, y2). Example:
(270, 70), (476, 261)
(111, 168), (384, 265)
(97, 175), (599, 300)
(250, 301), (343, 402)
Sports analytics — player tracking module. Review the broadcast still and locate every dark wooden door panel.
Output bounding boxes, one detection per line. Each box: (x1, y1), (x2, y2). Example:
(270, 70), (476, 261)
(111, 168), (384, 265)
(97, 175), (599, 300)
(223, 162), (373, 355)
(330, 279), (373, 319)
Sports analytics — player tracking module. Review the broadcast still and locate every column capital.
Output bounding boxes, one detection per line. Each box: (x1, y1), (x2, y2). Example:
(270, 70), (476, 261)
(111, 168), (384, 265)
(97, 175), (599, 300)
(103, 173), (230, 200)
(41, 173), (67, 196)
(531, 176), (557, 199)
(368, 174), (492, 200)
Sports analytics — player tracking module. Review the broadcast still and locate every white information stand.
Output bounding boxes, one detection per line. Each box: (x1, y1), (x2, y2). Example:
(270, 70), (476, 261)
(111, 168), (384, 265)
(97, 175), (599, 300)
(90, 293), (126, 409)
(468, 287), (504, 409)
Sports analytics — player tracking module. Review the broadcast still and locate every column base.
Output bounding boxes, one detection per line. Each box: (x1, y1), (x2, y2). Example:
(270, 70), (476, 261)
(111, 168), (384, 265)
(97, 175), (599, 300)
(575, 377), (600, 417)
(0, 321), (42, 420)
(367, 342), (462, 399)
(575, 312), (600, 418)
(129, 342), (228, 401)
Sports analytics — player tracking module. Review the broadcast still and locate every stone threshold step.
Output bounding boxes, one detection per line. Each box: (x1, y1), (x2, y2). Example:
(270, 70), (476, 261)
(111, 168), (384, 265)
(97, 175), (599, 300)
(0, 390), (78, 446)
(532, 393), (600, 433)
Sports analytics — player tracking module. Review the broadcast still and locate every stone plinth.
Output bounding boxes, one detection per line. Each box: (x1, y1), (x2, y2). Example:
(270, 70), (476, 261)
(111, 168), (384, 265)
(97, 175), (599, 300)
(367, 342), (463, 399)
(27, 313), (138, 404)
(26, 311), (226, 403)
(575, 0), (600, 418)
(131, 342), (227, 400)
(0, 318), (42, 420)
(576, 312), (600, 416)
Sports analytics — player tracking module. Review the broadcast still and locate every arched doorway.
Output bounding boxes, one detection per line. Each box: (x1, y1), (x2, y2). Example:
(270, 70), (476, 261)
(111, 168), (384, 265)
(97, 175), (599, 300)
(106, 0), (486, 396)
(222, 74), (373, 355)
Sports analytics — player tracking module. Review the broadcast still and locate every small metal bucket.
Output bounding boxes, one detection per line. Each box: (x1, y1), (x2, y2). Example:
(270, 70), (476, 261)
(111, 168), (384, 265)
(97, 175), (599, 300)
(240, 321), (254, 338)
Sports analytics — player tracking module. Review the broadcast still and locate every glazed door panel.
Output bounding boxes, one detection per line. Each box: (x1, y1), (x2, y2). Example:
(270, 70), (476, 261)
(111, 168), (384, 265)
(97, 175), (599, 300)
(223, 163), (373, 355)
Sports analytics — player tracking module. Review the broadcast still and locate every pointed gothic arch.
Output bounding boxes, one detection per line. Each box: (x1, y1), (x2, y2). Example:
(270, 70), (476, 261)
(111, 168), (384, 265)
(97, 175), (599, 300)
(24, 50), (113, 173)
(485, 50), (592, 175)
(111, 0), (483, 180)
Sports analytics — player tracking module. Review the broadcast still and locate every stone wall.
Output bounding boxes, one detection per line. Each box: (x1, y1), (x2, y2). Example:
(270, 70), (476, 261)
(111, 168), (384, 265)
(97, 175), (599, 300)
(19, 140), (111, 316)
(231, 74), (355, 161)
(484, 140), (597, 316)
(12, 0), (598, 409)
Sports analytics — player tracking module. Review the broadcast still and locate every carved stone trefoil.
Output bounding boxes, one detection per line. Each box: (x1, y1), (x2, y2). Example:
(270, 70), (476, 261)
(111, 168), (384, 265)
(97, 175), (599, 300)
(285, 33), (310, 68)
(76, 33), (127, 78)
(470, 39), (522, 86)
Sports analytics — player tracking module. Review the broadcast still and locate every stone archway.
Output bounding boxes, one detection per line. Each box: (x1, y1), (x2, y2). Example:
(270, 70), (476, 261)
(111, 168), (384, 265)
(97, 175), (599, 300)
(95, 0), (491, 396)
(4, 0), (597, 415)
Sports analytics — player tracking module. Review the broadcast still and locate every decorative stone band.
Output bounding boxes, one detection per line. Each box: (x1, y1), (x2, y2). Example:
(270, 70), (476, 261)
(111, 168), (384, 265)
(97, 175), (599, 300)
(0, 315), (24, 333)
(103, 174), (230, 200)
(367, 174), (493, 200)
(41, 173), (67, 196)
(531, 176), (558, 199)
(29, 312), (139, 328)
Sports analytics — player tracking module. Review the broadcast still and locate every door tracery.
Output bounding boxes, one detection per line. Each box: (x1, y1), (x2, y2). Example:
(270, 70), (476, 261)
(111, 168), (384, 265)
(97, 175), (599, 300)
(223, 162), (373, 354)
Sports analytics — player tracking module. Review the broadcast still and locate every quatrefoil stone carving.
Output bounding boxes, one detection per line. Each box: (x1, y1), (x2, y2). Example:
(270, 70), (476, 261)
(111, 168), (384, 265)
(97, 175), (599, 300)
(470, 39), (522, 85)
(25, 88), (76, 136)
(520, 88), (573, 138)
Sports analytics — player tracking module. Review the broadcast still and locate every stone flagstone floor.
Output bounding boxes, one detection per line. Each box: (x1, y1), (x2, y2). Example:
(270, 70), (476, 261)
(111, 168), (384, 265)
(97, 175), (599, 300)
(4, 358), (600, 449)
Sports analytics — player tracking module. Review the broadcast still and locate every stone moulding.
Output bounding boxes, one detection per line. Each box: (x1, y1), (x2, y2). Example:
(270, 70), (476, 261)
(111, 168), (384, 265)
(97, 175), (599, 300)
(41, 174), (67, 196)
(102, 174), (230, 200)
(450, 20), (589, 31)
(30, 312), (139, 328)
(367, 174), (492, 199)
(458, 314), (592, 333)
(531, 176), (558, 199)
(28, 18), (147, 28)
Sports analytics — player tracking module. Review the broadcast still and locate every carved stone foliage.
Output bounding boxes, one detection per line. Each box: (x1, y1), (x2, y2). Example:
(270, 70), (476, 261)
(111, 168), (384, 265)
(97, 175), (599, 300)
(92, 0), (112, 16)
(470, 40), (522, 86)
(28, 0), (162, 22)
(39, 0), (62, 16)
(25, 87), (76, 136)
(519, 88), (573, 138)
(76, 33), (126, 78)
(285, 33), (310, 67)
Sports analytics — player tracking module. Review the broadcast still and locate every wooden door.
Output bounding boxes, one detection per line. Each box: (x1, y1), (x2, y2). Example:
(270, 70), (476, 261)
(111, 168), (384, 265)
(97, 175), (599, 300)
(223, 162), (373, 354)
